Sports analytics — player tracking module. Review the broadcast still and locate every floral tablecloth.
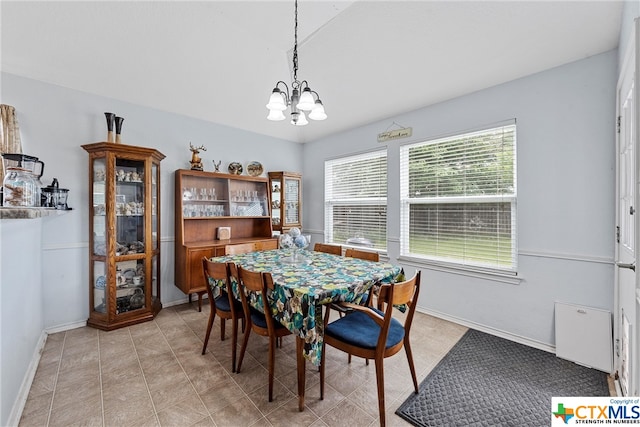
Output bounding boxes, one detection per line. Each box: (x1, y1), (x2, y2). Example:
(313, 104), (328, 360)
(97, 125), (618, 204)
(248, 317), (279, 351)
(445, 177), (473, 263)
(210, 248), (402, 365)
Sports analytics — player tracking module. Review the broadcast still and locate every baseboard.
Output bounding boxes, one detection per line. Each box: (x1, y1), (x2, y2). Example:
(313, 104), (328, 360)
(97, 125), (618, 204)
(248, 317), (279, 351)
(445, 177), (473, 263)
(418, 306), (556, 354)
(163, 296), (204, 308)
(45, 319), (87, 335)
(7, 330), (48, 427)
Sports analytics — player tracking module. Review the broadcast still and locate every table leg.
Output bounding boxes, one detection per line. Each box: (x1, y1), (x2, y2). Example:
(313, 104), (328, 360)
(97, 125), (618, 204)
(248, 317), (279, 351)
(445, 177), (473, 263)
(296, 336), (305, 411)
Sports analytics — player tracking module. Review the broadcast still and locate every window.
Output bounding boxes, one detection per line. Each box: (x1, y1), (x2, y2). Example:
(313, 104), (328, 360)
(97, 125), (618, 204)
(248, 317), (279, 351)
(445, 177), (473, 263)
(400, 123), (517, 272)
(325, 150), (387, 251)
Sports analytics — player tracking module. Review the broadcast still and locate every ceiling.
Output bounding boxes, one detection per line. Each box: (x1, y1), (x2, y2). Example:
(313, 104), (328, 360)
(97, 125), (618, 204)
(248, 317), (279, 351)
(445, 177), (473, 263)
(1, 1), (624, 143)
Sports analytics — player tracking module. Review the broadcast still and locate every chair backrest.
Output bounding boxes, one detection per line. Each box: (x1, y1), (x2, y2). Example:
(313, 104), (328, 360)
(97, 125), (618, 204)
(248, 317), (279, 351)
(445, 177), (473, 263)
(225, 242), (256, 255)
(345, 248), (379, 262)
(314, 243), (342, 255)
(237, 266), (277, 331)
(201, 257), (237, 311)
(376, 271), (421, 336)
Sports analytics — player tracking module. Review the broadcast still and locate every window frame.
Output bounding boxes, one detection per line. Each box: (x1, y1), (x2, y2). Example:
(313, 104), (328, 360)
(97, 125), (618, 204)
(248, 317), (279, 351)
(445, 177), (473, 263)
(399, 121), (518, 274)
(324, 149), (388, 252)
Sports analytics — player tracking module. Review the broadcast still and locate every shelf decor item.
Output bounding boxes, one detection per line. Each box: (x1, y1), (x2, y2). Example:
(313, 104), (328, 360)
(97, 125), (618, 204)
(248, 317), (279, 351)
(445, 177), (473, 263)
(217, 226), (231, 240)
(228, 162), (243, 175)
(104, 112), (115, 143)
(114, 116), (124, 144)
(82, 141), (165, 330)
(189, 142), (206, 171)
(247, 161), (263, 177)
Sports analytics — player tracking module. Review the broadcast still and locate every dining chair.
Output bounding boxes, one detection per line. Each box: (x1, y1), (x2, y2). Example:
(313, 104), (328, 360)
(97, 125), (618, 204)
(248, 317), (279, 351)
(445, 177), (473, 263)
(313, 242), (342, 255)
(343, 247), (379, 310)
(225, 242), (257, 255)
(345, 247), (379, 262)
(201, 258), (245, 373)
(320, 271), (421, 427)
(236, 265), (293, 402)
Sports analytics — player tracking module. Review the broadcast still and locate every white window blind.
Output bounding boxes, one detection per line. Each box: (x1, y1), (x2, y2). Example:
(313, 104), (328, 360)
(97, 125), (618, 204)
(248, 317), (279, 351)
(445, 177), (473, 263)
(325, 150), (387, 250)
(400, 123), (517, 272)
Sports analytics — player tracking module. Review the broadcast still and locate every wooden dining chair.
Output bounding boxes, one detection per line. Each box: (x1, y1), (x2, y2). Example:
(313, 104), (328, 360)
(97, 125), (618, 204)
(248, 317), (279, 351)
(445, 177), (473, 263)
(313, 242), (342, 255)
(345, 247), (379, 262)
(343, 248), (379, 311)
(224, 242), (256, 255)
(201, 258), (245, 373)
(236, 266), (292, 402)
(320, 271), (421, 427)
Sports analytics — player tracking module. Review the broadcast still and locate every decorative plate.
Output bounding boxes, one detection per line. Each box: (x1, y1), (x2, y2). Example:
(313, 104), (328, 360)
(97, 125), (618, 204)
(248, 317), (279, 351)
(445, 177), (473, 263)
(228, 162), (243, 175)
(247, 161), (263, 177)
(95, 275), (106, 289)
(123, 268), (136, 281)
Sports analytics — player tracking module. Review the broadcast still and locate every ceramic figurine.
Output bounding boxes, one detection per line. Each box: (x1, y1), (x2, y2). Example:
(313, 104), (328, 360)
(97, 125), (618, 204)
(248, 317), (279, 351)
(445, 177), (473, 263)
(212, 160), (221, 172)
(189, 142), (206, 171)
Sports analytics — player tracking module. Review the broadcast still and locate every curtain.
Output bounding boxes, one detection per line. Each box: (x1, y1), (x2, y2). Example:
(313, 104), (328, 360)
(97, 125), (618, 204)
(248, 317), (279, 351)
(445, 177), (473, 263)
(0, 104), (23, 179)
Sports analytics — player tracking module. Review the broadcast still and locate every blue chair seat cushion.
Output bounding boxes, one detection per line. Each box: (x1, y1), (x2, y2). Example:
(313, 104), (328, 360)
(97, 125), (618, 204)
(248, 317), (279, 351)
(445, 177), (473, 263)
(325, 308), (404, 350)
(250, 307), (288, 330)
(214, 292), (242, 313)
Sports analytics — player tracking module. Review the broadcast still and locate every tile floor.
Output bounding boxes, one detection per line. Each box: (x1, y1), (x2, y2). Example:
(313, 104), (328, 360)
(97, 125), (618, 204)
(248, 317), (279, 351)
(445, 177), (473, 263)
(18, 302), (468, 427)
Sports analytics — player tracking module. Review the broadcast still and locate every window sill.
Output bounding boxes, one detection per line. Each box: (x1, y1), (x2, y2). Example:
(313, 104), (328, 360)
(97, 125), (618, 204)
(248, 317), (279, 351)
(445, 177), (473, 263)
(397, 255), (523, 285)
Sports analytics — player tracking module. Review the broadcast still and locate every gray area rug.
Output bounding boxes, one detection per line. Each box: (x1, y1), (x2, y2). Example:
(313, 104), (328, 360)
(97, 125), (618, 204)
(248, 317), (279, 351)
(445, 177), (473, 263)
(396, 329), (610, 427)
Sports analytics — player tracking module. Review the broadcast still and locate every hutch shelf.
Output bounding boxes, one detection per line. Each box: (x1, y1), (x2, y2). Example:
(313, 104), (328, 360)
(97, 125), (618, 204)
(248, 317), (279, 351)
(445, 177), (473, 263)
(82, 142), (165, 331)
(268, 171), (302, 234)
(174, 169), (277, 310)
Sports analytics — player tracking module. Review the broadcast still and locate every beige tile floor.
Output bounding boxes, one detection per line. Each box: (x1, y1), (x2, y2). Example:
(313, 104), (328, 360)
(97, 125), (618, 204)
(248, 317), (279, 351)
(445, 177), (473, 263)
(18, 302), (468, 427)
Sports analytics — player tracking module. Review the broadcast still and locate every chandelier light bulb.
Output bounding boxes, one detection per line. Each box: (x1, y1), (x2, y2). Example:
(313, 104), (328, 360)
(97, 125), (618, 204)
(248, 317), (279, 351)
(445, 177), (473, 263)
(291, 111), (308, 126)
(267, 109), (286, 121)
(297, 88), (315, 111)
(266, 90), (287, 111)
(308, 101), (327, 121)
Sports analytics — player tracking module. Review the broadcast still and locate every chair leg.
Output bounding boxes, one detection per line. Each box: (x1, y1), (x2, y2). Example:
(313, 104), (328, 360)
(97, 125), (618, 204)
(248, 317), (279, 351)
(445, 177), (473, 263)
(374, 357), (387, 427)
(268, 335), (276, 402)
(236, 324), (252, 373)
(348, 353), (352, 364)
(197, 292), (203, 312)
(201, 308), (215, 355)
(320, 342), (326, 400)
(220, 318), (226, 341)
(231, 319), (239, 373)
(404, 339), (419, 393)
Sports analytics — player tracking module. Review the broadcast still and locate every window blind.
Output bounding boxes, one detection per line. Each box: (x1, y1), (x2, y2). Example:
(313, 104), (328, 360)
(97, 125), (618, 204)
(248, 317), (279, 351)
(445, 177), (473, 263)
(325, 149), (387, 250)
(400, 123), (517, 272)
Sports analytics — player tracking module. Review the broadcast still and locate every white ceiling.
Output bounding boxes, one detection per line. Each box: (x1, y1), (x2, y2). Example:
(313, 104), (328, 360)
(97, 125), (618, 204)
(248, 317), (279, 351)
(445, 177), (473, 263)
(1, 1), (624, 143)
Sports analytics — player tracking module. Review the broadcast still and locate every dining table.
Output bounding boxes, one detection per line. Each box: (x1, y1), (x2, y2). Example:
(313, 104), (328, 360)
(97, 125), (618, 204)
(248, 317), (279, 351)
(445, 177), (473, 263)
(210, 247), (402, 411)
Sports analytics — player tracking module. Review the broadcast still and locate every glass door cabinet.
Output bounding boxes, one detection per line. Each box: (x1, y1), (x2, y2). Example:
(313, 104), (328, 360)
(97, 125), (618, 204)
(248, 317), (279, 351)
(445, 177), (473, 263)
(82, 142), (165, 330)
(268, 171), (302, 234)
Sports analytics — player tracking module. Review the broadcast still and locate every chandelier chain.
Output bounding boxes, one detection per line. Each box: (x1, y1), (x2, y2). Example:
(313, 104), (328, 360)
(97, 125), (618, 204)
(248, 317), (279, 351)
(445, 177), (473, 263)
(292, 0), (298, 85)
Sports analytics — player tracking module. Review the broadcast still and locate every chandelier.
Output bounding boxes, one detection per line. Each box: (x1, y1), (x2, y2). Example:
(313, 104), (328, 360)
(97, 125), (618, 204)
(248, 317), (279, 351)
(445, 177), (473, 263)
(265, 0), (327, 126)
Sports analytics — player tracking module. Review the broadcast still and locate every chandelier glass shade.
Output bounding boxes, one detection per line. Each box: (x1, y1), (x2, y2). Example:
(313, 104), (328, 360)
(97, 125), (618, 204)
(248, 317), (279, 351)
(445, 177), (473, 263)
(266, 0), (327, 126)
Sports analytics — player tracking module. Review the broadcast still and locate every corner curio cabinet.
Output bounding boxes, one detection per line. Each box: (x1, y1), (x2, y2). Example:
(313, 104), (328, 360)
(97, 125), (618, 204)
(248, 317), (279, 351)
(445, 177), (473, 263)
(82, 142), (165, 331)
(268, 171), (302, 234)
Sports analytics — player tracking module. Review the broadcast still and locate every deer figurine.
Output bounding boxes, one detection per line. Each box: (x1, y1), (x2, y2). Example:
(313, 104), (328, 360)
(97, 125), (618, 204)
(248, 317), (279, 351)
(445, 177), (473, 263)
(189, 142), (206, 171)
